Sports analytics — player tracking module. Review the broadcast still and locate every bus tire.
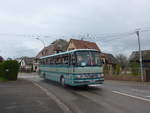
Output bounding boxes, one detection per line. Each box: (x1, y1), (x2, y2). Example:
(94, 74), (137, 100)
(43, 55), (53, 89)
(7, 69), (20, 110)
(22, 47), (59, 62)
(43, 73), (46, 80)
(60, 76), (66, 87)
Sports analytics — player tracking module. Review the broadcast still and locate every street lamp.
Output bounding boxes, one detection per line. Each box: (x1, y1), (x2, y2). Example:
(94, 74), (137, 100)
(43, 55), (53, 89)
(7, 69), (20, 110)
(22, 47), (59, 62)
(35, 38), (46, 48)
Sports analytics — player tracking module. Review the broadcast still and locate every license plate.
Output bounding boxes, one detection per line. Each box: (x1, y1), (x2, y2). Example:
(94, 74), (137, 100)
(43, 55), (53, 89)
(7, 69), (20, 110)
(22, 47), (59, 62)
(89, 84), (102, 87)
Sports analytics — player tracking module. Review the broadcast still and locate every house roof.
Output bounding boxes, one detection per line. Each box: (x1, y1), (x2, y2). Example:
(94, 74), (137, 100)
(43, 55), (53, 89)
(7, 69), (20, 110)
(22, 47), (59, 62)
(100, 53), (117, 64)
(68, 39), (100, 51)
(36, 44), (61, 58)
(130, 50), (150, 61)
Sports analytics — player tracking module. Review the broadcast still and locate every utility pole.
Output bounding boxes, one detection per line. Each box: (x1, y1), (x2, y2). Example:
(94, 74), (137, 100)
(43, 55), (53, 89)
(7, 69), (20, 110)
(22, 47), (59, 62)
(136, 29), (144, 81)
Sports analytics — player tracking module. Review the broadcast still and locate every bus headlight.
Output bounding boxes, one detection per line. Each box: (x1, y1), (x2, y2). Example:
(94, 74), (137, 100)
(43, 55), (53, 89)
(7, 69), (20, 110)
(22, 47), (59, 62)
(76, 75), (82, 78)
(97, 73), (104, 77)
(76, 75), (85, 78)
(101, 73), (104, 77)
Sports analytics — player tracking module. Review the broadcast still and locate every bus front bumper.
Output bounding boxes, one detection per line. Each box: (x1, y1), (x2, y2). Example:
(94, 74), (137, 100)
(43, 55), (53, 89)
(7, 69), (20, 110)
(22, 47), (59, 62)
(71, 78), (104, 86)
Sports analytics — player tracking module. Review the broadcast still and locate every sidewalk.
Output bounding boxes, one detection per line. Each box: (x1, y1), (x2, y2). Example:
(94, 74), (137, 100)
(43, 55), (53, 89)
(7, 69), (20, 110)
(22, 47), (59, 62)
(0, 78), (65, 113)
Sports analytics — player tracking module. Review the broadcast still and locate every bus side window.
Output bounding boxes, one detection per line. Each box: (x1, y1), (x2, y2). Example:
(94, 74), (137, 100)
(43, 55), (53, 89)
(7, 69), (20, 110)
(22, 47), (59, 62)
(40, 59), (42, 64)
(56, 57), (58, 64)
(64, 55), (69, 65)
(48, 58), (50, 64)
(50, 57), (52, 64)
(62, 56), (65, 64)
(41, 59), (43, 64)
(59, 56), (63, 65)
(45, 59), (47, 64)
(71, 53), (76, 65)
(57, 57), (60, 64)
(43, 59), (45, 64)
(46, 58), (48, 65)
(44, 59), (46, 64)
(45, 58), (47, 65)
(55, 57), (57, 64)
(58, 56), (62, 64)
(54, 57), (56, 64)
(69, 54), (71, 65)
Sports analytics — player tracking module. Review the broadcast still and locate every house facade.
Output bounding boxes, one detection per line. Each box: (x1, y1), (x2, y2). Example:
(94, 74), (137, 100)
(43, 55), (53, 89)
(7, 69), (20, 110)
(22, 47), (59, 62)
(18, 57), (35, 72)
(130, 50), (150, 81)
(100, 53), (117, 75)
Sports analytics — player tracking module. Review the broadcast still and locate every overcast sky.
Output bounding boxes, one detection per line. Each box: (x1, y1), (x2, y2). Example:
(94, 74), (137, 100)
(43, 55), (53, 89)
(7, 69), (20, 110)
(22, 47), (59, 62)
(0, 0), (150, 58)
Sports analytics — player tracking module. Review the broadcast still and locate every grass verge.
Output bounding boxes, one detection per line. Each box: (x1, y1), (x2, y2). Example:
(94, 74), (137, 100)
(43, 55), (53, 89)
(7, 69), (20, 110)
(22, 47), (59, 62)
(0, 77), (8, 82)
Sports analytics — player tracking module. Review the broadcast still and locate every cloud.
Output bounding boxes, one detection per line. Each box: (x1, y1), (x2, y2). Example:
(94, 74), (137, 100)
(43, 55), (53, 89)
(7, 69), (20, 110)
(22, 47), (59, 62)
(0, 0), (150, 58)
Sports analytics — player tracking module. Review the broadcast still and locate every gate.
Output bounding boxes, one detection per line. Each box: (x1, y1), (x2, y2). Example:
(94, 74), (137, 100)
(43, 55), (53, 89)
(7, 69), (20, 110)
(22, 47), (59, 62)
(145, 70), (150, 82)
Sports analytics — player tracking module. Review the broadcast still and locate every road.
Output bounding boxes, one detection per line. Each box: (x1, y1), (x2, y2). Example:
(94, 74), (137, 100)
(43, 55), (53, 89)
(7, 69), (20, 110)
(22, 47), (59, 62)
(0, 76), (65, 113)
(20, 73), (150, 113)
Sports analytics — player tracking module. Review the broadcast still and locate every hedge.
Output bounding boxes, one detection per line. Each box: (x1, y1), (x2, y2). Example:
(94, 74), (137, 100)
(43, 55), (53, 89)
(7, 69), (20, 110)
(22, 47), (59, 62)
(0, 60), (20, 80)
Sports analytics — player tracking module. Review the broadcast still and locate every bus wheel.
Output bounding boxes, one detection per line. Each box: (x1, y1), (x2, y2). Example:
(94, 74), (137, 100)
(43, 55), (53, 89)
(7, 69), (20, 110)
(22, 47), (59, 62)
(43, 73), (46, 80)
(60, 76), (65, 87)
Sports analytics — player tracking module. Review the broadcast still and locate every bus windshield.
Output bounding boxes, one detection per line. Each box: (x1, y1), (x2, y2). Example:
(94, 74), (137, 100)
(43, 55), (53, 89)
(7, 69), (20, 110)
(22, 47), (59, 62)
(76, 51), (101, 66)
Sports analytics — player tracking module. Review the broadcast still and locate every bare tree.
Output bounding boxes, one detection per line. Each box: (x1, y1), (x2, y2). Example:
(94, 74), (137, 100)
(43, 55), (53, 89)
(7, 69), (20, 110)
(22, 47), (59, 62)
(115, 54), (129, 71)
(51, 39), (69, 51)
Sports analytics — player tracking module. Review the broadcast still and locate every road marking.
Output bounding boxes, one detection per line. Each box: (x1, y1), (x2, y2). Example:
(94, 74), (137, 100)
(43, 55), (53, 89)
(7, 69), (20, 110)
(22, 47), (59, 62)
(131, 89), (150, 94)
(112, 91), (150, 102)
(32, 81), (73, 113)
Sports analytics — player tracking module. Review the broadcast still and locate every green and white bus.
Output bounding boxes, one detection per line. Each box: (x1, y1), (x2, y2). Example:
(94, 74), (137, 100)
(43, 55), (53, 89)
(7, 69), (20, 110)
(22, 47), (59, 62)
(39, 49), (104, 86)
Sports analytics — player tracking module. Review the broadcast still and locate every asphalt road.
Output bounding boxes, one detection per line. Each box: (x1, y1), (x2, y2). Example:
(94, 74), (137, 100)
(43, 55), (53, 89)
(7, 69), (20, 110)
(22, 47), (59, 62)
(20, 73), (150, 113)
(0, 76), (65, 113)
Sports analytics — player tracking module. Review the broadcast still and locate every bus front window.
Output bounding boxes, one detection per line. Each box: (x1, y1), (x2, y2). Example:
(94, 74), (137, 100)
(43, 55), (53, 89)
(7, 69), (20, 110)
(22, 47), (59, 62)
(76, 51), (101, 66)
(76, 52), (89, 66)
(91, 52), (101, 66)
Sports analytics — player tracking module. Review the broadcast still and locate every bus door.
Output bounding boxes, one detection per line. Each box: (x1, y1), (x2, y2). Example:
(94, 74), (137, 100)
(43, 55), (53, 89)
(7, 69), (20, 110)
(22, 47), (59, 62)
(69, 53), (76, 77)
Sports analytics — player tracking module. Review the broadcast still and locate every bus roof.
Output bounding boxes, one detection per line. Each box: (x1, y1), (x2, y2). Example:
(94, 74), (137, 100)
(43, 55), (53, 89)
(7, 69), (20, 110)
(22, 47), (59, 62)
(40, 49), (99, 59)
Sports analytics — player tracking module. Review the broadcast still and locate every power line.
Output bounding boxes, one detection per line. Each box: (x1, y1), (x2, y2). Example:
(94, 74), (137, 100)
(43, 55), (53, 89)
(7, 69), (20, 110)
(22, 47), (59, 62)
(0, 28), (150, 41)
(83, 28), (150, 43)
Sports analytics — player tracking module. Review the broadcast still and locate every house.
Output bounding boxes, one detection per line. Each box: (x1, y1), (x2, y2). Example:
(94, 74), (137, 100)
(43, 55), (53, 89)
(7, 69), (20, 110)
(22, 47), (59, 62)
(130, 50), (150, 81)
(19, 57), (35, 72)
(0, 56), (4, 62)
(36, 44), (63, 58)
(33, 39), (65, 72)
(100, 53), (117, 75)
(67, 39), (100, 51)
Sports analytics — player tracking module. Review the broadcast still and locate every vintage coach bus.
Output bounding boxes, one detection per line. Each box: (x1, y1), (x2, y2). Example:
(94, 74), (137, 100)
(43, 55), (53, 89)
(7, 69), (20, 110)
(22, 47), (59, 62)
(39, 49), (104, 86)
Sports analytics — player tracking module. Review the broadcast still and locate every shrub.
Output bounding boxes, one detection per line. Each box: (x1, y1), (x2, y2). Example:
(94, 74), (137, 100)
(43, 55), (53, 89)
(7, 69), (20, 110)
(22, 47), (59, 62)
(130, 62), (140, 76)
(103, 64), (109, 75)
(115, 64), (121, 75)
(0, 60), (20, 80)
(0, 62), (4, 77)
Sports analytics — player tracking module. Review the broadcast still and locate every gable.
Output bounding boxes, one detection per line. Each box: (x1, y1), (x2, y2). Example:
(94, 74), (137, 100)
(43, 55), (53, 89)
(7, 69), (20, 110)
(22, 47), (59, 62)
(67, 39), (100, 51)
(130, 50), (150, 61)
